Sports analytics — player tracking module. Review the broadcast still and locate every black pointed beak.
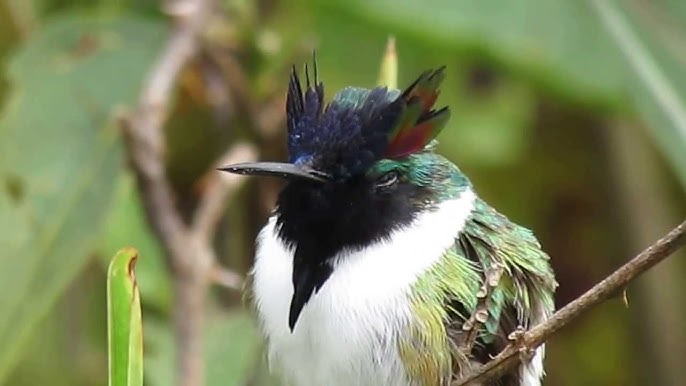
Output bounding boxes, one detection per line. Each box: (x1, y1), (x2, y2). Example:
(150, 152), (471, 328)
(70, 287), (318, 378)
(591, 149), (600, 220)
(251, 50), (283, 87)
(218, 162), (330, 183)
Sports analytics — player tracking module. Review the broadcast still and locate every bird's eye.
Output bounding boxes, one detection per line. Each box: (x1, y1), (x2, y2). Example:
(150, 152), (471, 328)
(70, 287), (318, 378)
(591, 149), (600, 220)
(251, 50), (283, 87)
(375, 171), (399, 189)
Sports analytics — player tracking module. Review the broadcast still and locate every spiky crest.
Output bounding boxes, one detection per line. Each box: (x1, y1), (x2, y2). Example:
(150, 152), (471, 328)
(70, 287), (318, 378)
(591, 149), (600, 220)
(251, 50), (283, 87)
(286, 59), (449, 179)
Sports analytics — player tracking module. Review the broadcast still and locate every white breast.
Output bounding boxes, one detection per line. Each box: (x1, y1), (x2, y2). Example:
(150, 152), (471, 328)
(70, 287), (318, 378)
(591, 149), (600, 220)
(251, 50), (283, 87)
(251, 190), (476, 386)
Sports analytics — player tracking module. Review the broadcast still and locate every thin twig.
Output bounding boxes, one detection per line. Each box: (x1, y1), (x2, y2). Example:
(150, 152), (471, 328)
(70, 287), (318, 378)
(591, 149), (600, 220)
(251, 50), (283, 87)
(191, 142), (258, 242)
(209, 264), (244, 290)
(205, 48), (287, 138)
(453, 219), (686, 385)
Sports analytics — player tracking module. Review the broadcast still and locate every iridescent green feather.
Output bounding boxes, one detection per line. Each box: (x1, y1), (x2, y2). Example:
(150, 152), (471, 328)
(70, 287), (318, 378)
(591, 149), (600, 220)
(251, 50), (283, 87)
(401, 249), (481, 386)
(371, 151), (470, 200)
(465, 198), (557, 320)
(332, 86), (400, 109)
(403, 197), (557, 385)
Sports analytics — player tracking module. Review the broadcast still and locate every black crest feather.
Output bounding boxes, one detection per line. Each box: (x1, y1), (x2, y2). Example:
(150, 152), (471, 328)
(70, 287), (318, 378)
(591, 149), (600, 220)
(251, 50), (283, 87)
(286, 56), (404, 179)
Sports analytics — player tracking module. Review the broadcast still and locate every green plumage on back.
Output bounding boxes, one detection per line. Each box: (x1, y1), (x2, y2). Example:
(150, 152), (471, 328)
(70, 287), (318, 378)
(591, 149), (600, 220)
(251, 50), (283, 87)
(403, 194), (557, 386)
(466, 199), (556, 314)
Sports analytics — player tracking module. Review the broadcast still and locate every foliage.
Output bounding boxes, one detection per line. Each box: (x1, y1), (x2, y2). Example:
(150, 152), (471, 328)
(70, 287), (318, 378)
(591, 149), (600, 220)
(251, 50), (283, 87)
(107, 248), (143, 386)
(0, 12), (164, 383)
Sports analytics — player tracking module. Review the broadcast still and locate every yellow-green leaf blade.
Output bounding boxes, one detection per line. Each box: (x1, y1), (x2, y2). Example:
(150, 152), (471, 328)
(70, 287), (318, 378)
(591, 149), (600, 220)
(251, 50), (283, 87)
(377, 36), (398, 89)
(107, 247), (143, 386)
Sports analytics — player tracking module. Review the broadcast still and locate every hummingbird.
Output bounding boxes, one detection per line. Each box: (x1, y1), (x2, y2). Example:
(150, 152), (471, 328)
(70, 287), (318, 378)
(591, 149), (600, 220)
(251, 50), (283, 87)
(221, 59), (557, 386)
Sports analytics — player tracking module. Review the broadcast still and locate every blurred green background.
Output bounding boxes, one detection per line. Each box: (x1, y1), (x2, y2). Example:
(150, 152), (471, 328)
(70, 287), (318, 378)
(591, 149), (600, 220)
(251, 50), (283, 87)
(1, 0), (685, 385)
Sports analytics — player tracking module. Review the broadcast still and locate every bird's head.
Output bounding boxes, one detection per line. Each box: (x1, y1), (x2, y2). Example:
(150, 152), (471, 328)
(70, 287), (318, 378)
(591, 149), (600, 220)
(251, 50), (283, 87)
(221, 58), (471, 330)
(221, 59), (464, 204)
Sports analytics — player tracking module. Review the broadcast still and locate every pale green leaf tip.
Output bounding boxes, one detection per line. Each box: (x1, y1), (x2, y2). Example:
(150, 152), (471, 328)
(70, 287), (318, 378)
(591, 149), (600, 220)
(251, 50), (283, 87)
(377, 36), (398, 90)
(108, 247), (140, 276)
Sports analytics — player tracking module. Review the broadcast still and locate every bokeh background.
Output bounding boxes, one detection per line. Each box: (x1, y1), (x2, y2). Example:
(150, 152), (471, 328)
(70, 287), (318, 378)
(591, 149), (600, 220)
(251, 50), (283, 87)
(1, 0), (685, 385)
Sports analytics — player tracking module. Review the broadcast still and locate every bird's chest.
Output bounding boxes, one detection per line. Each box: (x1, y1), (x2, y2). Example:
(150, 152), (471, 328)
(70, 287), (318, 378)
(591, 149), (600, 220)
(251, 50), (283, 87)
(252, 220), (419, 386)
(250, 197), (474, 386)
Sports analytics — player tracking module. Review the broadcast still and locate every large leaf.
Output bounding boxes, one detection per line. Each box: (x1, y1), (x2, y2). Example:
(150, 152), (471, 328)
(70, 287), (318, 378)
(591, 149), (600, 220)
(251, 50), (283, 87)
(296, 9), (538, 167)
(315, 0), (686, 187)
(589, 0), (686, 188)
(316, 0), (628, 110)
(0, 14), (164, 382)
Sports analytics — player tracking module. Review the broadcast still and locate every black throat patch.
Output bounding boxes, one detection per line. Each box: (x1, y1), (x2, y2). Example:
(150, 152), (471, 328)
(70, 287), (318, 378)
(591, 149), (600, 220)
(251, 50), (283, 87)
(274, 175), (429, 331)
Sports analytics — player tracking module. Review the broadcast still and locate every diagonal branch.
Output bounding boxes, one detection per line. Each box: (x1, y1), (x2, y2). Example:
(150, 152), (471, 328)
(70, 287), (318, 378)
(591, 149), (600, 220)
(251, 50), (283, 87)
(453, 219), (686, 385)
(119, 1), (247, 385)
(191, 142), (257, 243)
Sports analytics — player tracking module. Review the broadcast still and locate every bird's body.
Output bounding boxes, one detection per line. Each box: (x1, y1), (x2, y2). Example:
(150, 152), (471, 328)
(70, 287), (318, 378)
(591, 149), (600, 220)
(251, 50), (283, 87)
(223, 60), (556, 386)
(254, 191), (475, 386)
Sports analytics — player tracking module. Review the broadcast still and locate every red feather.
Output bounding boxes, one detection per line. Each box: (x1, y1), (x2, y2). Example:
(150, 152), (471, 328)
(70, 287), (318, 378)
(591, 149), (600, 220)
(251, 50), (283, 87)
(385, 67), (449, 159)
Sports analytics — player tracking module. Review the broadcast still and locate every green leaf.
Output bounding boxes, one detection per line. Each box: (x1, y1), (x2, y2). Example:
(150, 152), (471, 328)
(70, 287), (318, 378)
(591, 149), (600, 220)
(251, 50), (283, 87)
(313, 0), (686, 186)
(107, 248), (143, 386)
(317, 0), (628, 110)
(300, 11), (537, 167)
(377, 37), (398, 89)
(0, 13), (165, 382)
(588, 0), (686, 189)
(438, 77), (535, 167)
(101, 174), (172, 312)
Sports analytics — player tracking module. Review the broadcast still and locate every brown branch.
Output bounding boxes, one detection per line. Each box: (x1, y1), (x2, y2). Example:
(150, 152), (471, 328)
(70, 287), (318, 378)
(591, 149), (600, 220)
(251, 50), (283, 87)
(204, 47), (287, 139)
(119, 1), (247, 386)
(209, 264), (244, 290)
(189, 143), (255, 292)
(191, 142), (257, 242)
(453, 219), (686, 385)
